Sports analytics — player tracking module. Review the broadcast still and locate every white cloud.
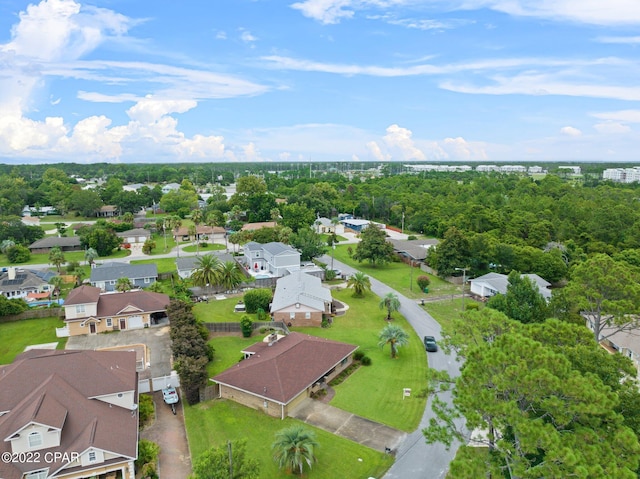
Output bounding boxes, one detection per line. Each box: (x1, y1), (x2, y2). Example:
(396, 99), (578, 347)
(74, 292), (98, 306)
(560, 126), (582, 136)
(382, 124), (426, 161)
(242, 142), (261, 162)
(290, 0), (355, 24)
(596, 36), (640, 44)
(126, 97), (197, 124)
(593, 122), (631, 134)
(591, 110), (640, 123)
(441, 137), (486, 160)
(240, 30), (257, 43)
(366, 140), (388, 160)
(178, 134), (226, 158)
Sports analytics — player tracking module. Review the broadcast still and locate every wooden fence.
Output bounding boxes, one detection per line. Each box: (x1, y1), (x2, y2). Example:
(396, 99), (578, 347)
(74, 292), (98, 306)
(204, 321), (290, 335)
(0, 308), (63, 323)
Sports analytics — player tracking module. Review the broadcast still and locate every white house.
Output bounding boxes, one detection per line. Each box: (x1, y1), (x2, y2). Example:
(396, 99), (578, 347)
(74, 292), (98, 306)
(242, 242), (301, 277)
(470, 272), (551, 301)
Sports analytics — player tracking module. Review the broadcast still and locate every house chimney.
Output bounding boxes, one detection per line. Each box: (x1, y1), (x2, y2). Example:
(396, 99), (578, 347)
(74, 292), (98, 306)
(8, 267), (15, 280)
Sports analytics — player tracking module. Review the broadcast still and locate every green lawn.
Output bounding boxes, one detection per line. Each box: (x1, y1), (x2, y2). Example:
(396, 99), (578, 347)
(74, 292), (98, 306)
(423, 298), (483, 333)
(329, 245), (459, 299)
(131, 257), (178, 274)
(194, 298), (247, 323)
(185, 400), (393, 479)
(0, 317), (67, 365)
(182, 243), (226, 253)
(0, 248), (130, 267)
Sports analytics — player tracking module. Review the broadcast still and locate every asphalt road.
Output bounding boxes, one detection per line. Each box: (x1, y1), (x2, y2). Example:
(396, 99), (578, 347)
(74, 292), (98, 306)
(320, 255), (465, 479)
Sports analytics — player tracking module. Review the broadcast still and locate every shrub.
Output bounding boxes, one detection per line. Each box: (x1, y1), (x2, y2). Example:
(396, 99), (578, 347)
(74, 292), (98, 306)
(361, 356), (372, 366)
(6, 245), (30, 263)
(243, 288), (272, 314)
(324, 269), (337, 281)
(416, 275), (431, 290)
(353, 350), (365, 361)
(407, 235), (417, 240)
(240, 315), (253, 338)
(321, 318), (331, 328)
(256, 307), (268, 322)
(465, 302), (480, 311)
(139, 462), (158, 479)
(138, 394), (155, 427)
(136, 439), (160, 469)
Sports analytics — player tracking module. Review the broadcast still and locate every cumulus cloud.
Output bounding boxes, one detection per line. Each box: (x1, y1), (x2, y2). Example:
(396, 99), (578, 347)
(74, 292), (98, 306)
(366, 140), (388, 161)
(382, 124), (426, 161)
(126, 97), (197, 124)
(560, 126), (582, 136)
(290, 0), (355, 24)
(591, 110), (640, 123)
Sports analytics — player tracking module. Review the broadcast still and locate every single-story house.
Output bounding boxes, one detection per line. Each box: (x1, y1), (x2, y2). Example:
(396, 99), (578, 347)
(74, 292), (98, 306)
(313, 217), (344, 235)
(161, 182), (181, 194)
(240, 221), (277, 232)
(123, 183), (146, 192)
(270, 271), (334, 327)
(470, 272), (552, 301)
(96, 205), (119, 217)
(211, 332), (358, 418)
(340, 218), (386, 233)
(90, 262), (158, 292)
(0, 349), (138, 479)
(176, 252), (239, 280)
(0, 267), (55, 299)
(28, 236), (82, 254)
(173, 225), (226, 242)
(59, 285), (169, 336)
(388, 238), (439, 263)
(242, 241), (301, 277)
(116, 228), (151, 244)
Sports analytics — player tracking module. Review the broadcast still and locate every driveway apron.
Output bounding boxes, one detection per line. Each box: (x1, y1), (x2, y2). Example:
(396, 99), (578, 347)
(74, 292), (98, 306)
(289, 398), (406, 453)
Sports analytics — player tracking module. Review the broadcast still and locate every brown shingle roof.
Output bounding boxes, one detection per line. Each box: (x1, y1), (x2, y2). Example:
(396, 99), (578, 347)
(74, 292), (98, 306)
(64, 285), (101, 305)
(212, 332), (357, 404)
(0, 350), (138, 479)
(95, 290), (169, 317)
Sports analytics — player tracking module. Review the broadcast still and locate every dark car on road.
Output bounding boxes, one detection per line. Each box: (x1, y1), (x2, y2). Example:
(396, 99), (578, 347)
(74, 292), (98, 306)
(424, 335), (438, 352)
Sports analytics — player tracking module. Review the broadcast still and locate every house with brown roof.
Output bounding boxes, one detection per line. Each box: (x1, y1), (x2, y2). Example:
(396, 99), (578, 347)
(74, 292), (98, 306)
(58, 285), (169, 337)
(211, 332), (357, 419)
(172, 225), (225, 243)
(0, 349), (138, 479)
(96, 205), (119, 217)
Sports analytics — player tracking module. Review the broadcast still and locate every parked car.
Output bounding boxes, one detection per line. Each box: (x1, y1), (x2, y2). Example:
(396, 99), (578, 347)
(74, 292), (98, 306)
(424, 335), (438, 352)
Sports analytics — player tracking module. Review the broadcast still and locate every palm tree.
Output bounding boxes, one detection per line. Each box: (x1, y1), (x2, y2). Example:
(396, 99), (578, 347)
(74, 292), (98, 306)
(379, 292), (401, 321)
(74, 268), (86, 286)
(122, 211), (134, 224)
(49, 276), (64, 302)
(217, 261), (245, 292)
(0, 239), (15, 255)
(191, 209), (203, 255)
(346, 272), (371, 297)
(191, 254), (221, 289)
(84, 247), (98, 267)
(272, 426), (319, 475)
(115, 277), (133, 292)
(48, 246), (65, 274)
(378, 323), (409, 359)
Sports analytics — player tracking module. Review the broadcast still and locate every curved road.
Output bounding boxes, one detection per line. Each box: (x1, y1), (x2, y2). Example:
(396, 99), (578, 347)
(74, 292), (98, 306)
(320, 255), (465, 479)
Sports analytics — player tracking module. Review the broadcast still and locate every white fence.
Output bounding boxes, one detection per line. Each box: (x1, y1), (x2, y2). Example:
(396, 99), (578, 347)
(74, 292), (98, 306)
(139, 371), (180, 394)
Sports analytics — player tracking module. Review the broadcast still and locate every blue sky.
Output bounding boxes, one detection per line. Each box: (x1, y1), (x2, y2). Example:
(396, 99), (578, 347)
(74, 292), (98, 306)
(1, 0), (639, 164)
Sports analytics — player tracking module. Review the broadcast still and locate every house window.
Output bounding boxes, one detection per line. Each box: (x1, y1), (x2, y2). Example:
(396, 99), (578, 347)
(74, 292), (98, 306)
(88, 451), (97, 462)
(289, 312), (295, 320)
(28, 431), (43, 448)
(305, 312), (311, 319)
(106, 318), (112, 327)
(109, 280), (116, 285)
(76, 304), (85, 314)
(26, 470), (48, 479)
(144, 277), (150, 283)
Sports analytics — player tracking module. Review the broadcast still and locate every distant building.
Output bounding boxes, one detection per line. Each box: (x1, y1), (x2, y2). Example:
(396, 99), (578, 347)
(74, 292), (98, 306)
(470, 272), (552, 301)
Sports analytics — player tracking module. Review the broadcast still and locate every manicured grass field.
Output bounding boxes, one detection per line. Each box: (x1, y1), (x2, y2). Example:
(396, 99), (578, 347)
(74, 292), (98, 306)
(0, 317), (67, 365)
(423, 298), (483, 333)
(0, 248), (130, 267)
(182, 243), (226, 253)
(185, 400), (394, 479)
(194, 297), (247, 323)
(329, 245), (459, 299)
(131, 257), (178, 274)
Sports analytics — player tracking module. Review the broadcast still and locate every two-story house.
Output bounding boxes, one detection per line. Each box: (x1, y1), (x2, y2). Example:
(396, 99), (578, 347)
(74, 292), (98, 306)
(242, 242), (301, 278)
(90, 262), (158, 292)
(0, 349), (138, 479)
(58, 285), (169, 336)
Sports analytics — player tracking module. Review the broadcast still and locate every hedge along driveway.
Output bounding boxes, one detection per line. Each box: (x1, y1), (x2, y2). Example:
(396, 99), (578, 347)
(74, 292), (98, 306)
(297, 288), (427, 432)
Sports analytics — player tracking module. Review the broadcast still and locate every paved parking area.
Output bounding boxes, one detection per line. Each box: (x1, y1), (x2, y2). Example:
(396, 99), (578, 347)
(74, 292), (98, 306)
(65, 326), (173, 376)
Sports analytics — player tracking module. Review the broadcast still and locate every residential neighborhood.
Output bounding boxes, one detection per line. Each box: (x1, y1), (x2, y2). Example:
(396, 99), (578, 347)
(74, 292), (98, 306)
(1, 164), (640, 479)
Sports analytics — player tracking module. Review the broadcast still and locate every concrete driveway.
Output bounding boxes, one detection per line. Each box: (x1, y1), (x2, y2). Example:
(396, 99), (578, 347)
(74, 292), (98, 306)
(65, 325), (173, 376)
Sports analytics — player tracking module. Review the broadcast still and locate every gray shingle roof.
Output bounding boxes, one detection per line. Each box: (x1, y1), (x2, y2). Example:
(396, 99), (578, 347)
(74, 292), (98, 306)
(270, 271), (332, 313)
(90, 262), (157, 282)
(29, 236), (81, 249)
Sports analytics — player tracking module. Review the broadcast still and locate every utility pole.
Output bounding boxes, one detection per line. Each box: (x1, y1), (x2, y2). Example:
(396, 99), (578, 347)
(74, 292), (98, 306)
(455, 267), (468, 311)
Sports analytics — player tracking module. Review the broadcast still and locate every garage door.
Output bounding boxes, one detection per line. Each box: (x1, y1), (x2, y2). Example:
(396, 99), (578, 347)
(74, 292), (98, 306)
(127, 236), (136, 243)
(128, 316), (144, 329)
